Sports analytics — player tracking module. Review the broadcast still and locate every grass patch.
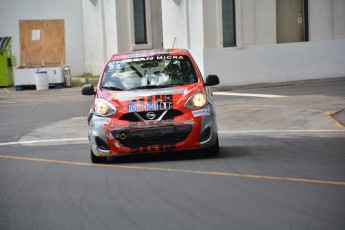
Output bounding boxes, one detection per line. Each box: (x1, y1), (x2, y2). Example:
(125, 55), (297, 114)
(71, 73), (99, 87)
(77, 73), (100, 79)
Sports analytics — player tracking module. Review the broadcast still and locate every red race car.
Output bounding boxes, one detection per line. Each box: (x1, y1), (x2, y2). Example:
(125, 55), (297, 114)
(82, 49), (220, 163)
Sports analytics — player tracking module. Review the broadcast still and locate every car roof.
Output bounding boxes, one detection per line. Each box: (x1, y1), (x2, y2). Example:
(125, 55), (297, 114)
(110, 49), (190, 61)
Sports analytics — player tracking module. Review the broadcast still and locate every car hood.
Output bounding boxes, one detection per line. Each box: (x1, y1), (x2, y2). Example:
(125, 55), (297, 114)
(97, 83), (203, 112)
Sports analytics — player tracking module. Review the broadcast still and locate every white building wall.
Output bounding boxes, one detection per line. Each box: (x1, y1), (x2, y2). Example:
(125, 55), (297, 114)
(333, 0), (345, 39)
(254, 0), (276, 45)
(203, 0), (219, 48)
(0, 0), (85, 75)
(309, 0), (345, 41)
(239, 0), (256, 45)
(309, 0), (333, 41)
(204, 40), (345, 86)
(162, 0), (345, 85)
(161, 0), (189, 48)
(83, 0), (134, 74)
(83, 0), (163, 75)
(161, 0), (219, 49)
(116, 0), (131, 53)
(161, 0), (277, 49)
(104, 0), (119, 58)
(188, 0), (205, 48)
(151, 0), (164, 49)
(82, 0), (107, 74)
(236, 0), (276, 46)
(82, 0), (132, 74)
(3, 0), (342, 83)
(81, 0), (345, 84)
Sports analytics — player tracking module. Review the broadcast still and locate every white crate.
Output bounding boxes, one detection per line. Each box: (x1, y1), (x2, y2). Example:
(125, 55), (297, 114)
(14, 66), (64, 86)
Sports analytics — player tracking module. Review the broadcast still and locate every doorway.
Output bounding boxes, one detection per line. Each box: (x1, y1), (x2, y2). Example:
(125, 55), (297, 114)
(276, 0), (308, 43)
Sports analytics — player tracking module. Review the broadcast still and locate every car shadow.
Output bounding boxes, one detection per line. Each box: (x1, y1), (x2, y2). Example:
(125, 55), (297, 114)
(104, 146), (249, 165)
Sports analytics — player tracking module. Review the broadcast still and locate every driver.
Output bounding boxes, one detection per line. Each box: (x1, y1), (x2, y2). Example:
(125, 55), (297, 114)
(179, 61), (197, 84)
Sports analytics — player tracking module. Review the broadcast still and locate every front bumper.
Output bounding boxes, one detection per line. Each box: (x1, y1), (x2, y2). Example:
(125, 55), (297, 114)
(88, 106), (218, 157)
(110, 124), (193, 148)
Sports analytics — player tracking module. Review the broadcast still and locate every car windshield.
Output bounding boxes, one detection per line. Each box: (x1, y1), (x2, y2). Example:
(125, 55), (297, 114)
(101, 55), (198, 90)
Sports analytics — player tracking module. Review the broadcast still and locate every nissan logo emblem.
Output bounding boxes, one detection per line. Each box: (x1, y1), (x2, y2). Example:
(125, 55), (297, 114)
(146, 112), (156, 120)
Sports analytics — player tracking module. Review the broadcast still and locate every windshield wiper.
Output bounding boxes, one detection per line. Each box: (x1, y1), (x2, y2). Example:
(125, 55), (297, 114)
(101, 86), (124, 91)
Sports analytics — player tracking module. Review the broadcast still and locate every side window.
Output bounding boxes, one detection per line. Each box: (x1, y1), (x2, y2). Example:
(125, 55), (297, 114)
(222, 0), (236, 47)
(133, 0), (147, 44)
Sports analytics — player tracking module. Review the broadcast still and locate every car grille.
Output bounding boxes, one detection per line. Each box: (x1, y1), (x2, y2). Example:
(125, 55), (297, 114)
(111, 125), (193, 148)
(120, 109), (183, 122)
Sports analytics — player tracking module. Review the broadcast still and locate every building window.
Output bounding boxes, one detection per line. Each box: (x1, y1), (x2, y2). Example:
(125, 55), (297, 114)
(131, 0), (153, 50)
(222, 0), (236, 47)
(133, 0), (147, 44)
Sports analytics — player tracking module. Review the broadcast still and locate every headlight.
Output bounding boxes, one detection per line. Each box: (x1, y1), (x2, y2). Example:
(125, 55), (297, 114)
(185, 91), (207, 109)
(94, 98), (117, 116)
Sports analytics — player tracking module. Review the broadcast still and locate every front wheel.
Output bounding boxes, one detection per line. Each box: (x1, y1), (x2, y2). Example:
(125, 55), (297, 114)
(90, 149), (107, 163)
(202, 136), (219, 157)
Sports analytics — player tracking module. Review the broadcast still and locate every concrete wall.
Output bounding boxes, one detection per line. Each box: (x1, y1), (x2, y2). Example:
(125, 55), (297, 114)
(333, 0), (345, 39)
(80, 0), (345, 84)
(309, 0), (345, 41)
(234, 0), (276, 46)
(161, 0), (189, 48)
(151, 0), (164, 49)
(3, 0), (343, 84)
(0, 0), (85, 75)
(82, 0), (107, 74)
(82, 0), (133, 74)
(203, 39), (345, 86)
(83, 0), (163, 75)
(162, 0), (345, 86)
(162, 0), (277, 48)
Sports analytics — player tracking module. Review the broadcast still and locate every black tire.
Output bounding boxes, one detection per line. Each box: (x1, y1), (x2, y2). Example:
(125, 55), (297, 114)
(203, 136), (220, 157)
(90, 149), (107, 163)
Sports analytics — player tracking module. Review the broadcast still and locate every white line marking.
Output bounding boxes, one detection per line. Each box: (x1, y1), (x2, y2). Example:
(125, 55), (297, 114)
(0, 129), (344, 146)
(0, 138), (88, 146)
(0, 101), (14, 104)
(213, 92), (287, 98)
(219, 130), (345, 134)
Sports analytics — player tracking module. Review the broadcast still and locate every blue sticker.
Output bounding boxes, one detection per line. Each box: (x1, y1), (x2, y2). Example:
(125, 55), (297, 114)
(192, 109), (210, 117)
(93, 118), (111, 124)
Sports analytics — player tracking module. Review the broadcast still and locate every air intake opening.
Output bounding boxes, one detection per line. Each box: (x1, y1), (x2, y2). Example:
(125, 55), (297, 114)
(95, 136), (110, 150)
(200, 127), (211, 142)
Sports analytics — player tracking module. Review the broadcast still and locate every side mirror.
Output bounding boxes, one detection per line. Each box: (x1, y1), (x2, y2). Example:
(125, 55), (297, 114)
(81, 84), (96, 95)
(204, 75), (219, 86)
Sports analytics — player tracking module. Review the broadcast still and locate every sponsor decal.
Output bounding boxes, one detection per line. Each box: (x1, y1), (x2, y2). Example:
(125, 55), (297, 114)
(192, 109), (210, 117)
(156, 56), (184, 60)
(109, 56), (185, 68)
(124, 56), (184, 62)
(128, 101), (172, 112)
(93, 117), (111, 124)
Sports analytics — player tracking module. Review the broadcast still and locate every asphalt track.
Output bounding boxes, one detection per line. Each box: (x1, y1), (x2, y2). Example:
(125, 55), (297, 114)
(0, 81), (345, 230)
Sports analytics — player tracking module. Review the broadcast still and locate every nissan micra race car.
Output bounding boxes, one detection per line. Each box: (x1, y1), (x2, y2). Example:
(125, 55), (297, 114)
(82, 49), (220, 163)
